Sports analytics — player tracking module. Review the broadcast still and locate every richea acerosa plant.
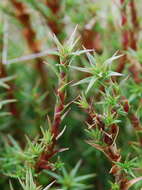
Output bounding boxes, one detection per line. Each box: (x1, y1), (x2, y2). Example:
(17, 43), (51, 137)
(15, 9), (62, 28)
(1, 0), (142, 190)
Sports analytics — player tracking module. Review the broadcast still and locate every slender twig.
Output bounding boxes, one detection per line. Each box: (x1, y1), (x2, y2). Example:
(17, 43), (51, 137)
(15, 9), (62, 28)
(2, 17), (8, 64)
(117, 0), (129, 73)
(36, 61), (68, 172)
(0, 15), (19, 117)
(5, 49), (57, 64)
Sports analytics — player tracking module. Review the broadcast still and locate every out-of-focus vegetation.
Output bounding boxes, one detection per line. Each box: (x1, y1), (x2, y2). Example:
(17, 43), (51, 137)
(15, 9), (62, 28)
(0, 0), (142, 189)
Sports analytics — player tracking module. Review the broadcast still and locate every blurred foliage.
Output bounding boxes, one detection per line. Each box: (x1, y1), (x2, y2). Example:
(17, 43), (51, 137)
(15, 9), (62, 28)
(0, 0), (142, 190)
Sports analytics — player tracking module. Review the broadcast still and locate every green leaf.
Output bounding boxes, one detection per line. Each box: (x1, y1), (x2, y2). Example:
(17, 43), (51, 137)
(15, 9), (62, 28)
(51, 33), (63, 51)
(86, 52), (96, 66)
(70, 66), (91, 73)
(0, 99), (17, 109)
(70, 160), (82, 177)
(104, 52), (123, 65)
(9, 181), (14, 190)
(85, 77), (97, 94)
(66, 25), (78, 51)
(71, 49), (93, 56)
(45, 171), (62, 181)
(0, 112), (11, 117)
(74, 173), (95, 182)
(72, 77), (92, 86)
(108, 71), (123, 77)
(43, 180), (56, 190)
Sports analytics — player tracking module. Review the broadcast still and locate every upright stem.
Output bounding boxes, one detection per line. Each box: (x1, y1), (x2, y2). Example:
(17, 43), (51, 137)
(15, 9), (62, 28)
(79, 101), (129, 188)
(10, 0), (48, 93)
(117, 0), (129, 73)
(52, 65), (67, 138)
(82, 18), (102, 54)
(129, 0), (139, 50)
(46, 0), (62, 37)
(117, 0), (140, 73)
(0, 21), (19, 117)
(36, 62), (68, 172)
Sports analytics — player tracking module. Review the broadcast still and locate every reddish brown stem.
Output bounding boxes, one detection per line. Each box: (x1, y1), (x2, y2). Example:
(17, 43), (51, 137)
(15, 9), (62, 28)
(129, 0), (139, 30)
(117, 0), (129, 73)
(36, 67), (67, 172)
(121, 96), (142, 146)
(117, 0), (140, 73)
(129, 64), (142, 83)
(82, 28), (102, 54)
(78, 93), (131, 188)
(86, 108), (128, 188)
(81, 16), (102, 54)
(129, 0), (139, 50)
(10, 0), (48, 93)
(46, 0), (62, 37)
(51, 71), (66, 138)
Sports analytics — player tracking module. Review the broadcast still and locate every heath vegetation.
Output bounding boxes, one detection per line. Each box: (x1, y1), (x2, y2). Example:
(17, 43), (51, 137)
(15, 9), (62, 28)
(0, 0), (142, 190)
